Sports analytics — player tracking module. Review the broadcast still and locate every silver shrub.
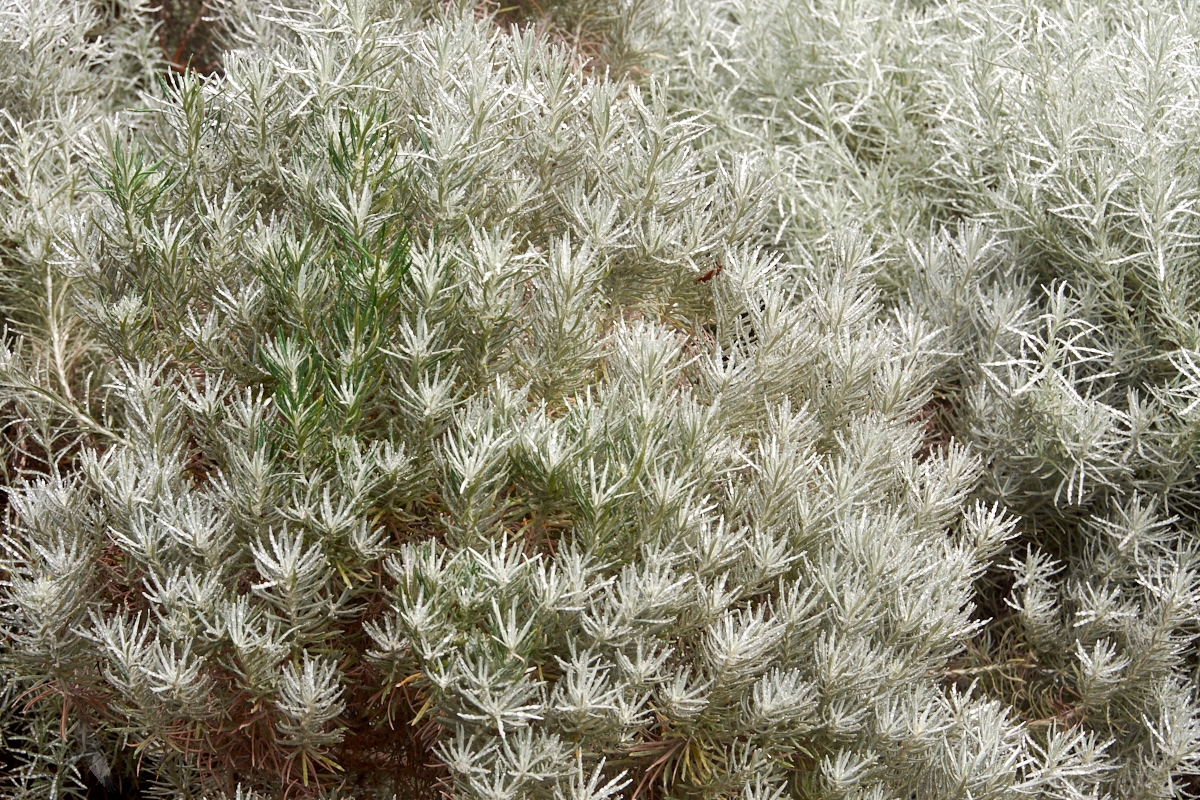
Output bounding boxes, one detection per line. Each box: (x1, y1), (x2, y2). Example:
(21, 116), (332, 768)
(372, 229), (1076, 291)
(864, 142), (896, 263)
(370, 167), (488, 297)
(0, 0), (1197, 798)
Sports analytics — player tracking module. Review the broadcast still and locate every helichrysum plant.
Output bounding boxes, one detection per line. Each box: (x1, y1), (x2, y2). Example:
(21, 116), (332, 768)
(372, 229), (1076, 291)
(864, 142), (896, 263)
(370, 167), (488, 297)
(1, 0), (1198, 799)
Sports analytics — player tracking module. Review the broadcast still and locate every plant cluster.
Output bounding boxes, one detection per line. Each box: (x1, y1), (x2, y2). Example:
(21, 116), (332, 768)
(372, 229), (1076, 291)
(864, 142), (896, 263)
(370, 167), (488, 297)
(1, 0), (1199, 799)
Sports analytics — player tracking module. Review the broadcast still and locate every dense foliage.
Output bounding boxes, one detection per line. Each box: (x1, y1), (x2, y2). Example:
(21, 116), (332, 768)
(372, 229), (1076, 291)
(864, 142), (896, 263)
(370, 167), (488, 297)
(2, 0), (1199, 798)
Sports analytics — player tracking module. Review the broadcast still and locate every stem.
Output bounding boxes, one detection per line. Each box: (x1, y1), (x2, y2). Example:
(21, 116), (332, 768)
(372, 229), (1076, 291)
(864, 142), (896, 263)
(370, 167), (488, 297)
(44, 270), (76, 405)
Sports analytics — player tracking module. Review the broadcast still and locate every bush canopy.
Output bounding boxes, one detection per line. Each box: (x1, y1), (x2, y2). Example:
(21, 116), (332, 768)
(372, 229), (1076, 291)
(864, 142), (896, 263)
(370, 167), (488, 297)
(2, 0), (1199, 798)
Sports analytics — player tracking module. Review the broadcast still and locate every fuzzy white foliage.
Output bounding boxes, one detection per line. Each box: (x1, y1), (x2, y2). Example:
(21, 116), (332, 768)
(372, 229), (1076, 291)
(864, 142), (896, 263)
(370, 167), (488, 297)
(1, 0), (1199, 799)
